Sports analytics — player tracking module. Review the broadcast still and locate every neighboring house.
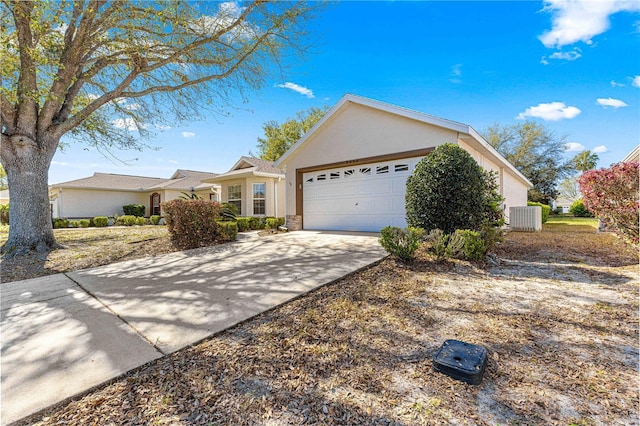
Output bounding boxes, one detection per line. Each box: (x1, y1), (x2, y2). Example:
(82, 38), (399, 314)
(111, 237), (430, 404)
(0, 189), (8, 204)
(275, 94), (533, 232)
(49, 169), (220, 219)
(202, 156), (285, 217)
(552, 198), (574, 214)
(621, 145), (640, 163)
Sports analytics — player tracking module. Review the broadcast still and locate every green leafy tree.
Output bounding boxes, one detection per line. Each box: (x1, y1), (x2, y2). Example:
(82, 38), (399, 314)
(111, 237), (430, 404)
(0, 164), (7, 190)
(572, 150), (599, 173)
(1, 0), (322, 256)
(482, 121), (573, 204)
(255, 106), (328, 161)
(405, 143), (503, 234)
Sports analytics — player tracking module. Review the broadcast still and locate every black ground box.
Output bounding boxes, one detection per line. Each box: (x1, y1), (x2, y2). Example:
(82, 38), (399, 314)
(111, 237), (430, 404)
(432, 339), (488, 385)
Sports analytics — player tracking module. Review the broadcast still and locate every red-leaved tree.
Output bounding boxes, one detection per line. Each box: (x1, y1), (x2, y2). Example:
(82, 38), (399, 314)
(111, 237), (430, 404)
(579, 162), (639, 245)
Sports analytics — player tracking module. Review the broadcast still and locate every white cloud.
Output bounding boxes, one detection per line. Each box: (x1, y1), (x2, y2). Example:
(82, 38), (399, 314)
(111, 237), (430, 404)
(275, 82), (315, 98)
(596, 97), (628, 108)
(549, 48), (582, 61)
(593, 145), (608, 153)
(155, 124), (172, 130)
(610, 80), (624, 87)
(449, 63), (463, 83)
(565, 142), (586, 152)
(112, 118), (145, 131)
(633, 75), (640, 88)
(182, 131), (196, 138)
(539, 0), (640, 48)
(517, 102), (582, 121)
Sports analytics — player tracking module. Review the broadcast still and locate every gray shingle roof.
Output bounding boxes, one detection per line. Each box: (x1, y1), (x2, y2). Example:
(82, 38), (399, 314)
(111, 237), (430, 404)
(228, 156), (284, 174)
(51, 170), (218, 192)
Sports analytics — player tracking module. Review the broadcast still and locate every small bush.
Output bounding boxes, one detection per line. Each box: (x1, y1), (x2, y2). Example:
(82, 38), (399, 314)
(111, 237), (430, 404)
(69, 220), (80, 228)
(116, 215), (138, 226)
(162, 199), (223, 249)
(136, 216), (146, 226)
(479, 224), (504, 253)
(221, 203), (238, 221)
(122, 204), (145, 217)
(424, 229), (448, 259)
(216, 221), (238, 242)
(379, 226), (424, 262)
(248, 216), (263, 230)
(569, 199), (593, 217)
(527, 201), (551, 223)
(265, 217), (285, 229)
(93, 216), (109, 227)
(79, 219), (90, 228)
(446, 229), (486, 260)
(53, 218), (69, 229)
(236, 217), (250, 232)
(0, 203), (9, 224)
(150, 215), (161, 225)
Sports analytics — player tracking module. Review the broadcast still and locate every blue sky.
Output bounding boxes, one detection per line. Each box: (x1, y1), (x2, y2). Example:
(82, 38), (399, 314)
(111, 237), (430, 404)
(50, 0), (640, 184)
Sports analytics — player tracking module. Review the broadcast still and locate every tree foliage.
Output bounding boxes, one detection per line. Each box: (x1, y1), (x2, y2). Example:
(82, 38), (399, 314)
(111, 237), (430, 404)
(0, 0), (322, 256)
(405, 143), (504, 234)
(255, 106), (328, 161)
(483, 121), (573, 204)
(0, 164), (6, 190)
(579, 162), (639, 245)
(571, 150), (599, 173)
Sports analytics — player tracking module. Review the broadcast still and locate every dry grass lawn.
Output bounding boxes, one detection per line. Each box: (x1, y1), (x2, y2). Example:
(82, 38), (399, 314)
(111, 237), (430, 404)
(6, 221), (640, 425)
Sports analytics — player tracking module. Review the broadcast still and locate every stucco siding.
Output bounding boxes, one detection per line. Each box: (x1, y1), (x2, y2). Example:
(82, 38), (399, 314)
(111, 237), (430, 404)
(283, 103), (459, 215)
(54, 189), (148, 218)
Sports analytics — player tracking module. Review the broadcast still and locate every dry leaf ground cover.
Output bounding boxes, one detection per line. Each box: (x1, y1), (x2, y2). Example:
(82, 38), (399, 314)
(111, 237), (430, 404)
(8, 220), (640, 425)
(0, 226), (176, 283)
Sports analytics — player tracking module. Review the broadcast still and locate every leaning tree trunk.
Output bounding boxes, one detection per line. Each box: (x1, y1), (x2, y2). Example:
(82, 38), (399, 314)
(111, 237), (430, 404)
(1, 134), (61, 257)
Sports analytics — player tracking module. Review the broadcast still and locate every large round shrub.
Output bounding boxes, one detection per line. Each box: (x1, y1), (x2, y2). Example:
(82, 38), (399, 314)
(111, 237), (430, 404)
(406, 143), (501, 234)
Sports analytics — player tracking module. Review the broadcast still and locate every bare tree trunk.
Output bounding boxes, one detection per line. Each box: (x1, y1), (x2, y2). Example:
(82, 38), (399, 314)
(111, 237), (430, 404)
(1, 134), (61, 257)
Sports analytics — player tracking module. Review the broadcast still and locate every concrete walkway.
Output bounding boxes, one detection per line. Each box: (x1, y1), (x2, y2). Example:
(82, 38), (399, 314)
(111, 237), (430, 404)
(1, 231), (385, 425)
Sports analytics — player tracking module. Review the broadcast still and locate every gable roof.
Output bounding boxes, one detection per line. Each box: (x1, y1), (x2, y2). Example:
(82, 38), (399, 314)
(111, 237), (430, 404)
(622, 145), (640, 163)
(203, 156), (284, 182)
(275, 94), (532, 187)
(50, 170), (219, 192)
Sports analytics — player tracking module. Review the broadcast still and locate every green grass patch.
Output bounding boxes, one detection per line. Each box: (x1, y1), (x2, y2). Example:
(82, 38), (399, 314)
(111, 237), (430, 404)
(546, 216), (598, 227)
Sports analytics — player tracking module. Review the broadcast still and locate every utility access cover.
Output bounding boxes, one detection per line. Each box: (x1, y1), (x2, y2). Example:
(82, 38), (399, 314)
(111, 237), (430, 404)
(433, 339), (488, 385)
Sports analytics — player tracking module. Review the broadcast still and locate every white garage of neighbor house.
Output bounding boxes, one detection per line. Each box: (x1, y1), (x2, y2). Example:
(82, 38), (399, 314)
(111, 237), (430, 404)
(275, 94), (532, 232)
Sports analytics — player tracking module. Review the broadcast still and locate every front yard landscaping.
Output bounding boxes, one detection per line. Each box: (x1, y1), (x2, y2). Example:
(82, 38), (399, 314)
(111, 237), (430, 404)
(11, 219), (638, 425)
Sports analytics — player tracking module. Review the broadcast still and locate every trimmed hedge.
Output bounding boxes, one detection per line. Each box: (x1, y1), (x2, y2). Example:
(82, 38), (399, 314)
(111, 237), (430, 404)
(265, 217), (285, 229)
(163, 199), (232, 249)
(53, 218), (69, 229)
(150, 215), (161, 225)
(527, 201), (551, 223)
(79, 219), (90, 228)
(216, 221), (238, 242)
(93, 216), (109, 227)
(123, 204), (145, 217)
(236, 217), (250, 232)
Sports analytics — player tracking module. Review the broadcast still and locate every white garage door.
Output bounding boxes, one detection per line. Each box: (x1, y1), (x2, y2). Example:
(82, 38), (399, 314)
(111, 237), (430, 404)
(303, 157), (423, 232)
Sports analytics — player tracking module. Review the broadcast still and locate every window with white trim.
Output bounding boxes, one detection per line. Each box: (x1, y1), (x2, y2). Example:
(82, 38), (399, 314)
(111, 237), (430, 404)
(253, 183), (266, 215)
(228, 184), (241, 215)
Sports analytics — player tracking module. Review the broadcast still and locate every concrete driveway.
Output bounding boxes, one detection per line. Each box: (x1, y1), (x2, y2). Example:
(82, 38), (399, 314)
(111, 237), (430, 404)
(1, 231), (385, 425)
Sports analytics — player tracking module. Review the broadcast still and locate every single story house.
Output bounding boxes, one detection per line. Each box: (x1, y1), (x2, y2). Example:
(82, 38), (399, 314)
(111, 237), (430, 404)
(552, 197), (574, 214)
(275, 94), (533, 232)
(49, 169), (220, 219)
(202, 156), (285, 217)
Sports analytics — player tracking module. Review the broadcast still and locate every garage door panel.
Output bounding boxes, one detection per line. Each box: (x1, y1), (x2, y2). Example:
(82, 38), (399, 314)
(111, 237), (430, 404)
(303, 157), (421, 232)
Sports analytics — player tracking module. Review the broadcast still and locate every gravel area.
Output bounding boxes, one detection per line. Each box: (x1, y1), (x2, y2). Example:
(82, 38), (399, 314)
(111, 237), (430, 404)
(10, 224), (638, 425)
